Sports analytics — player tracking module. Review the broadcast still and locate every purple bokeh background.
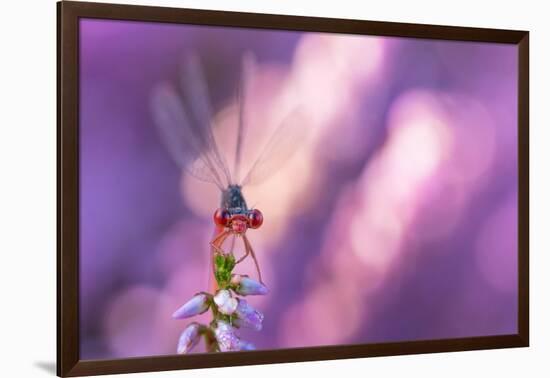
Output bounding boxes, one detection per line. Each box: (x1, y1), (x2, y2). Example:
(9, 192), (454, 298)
(79, 18), (518, 359)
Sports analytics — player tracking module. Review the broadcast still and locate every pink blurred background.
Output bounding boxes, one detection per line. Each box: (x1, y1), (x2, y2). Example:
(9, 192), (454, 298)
(79, 18), (518, 359)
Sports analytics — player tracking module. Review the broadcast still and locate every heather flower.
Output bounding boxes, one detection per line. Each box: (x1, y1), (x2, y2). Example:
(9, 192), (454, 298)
(172, 293), (210, 319)
(214, 321), (242, 352)
(177, 323), (201, 354)
(213, 289), (238, 315)
(172, 250), (267, 353)
(214, 321), (255, 352)
(233, 298), (264, 331)
(231, 275), (269, 296)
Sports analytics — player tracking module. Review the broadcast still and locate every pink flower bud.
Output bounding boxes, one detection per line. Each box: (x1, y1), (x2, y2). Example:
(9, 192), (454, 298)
(234, 299), (264, 331)
(214, 321), (242, 352)
(232, 275), (269, 296)
(172, 293), (210, 319)
(213, 289), (238, 315)
(177, 323), (201, 354)
(214, 321), (256, 352)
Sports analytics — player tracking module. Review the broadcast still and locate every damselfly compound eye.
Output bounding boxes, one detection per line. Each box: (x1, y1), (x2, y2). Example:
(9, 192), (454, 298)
(248, 209), (263, 229)
(213, 208), (231, 227)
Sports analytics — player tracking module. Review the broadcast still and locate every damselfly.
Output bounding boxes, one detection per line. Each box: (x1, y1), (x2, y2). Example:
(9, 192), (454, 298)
(152, 53), (305, 285)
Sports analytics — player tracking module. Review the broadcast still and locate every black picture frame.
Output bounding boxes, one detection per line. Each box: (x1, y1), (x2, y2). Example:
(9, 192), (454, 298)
(57, 1), (529, 376)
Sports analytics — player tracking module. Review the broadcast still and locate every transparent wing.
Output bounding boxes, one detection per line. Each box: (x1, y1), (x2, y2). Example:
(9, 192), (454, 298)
(240, 108), (308, 187)
(180, 54), (233, 186)
(234, 52), (257, 184)
(151, 55), (232, 190)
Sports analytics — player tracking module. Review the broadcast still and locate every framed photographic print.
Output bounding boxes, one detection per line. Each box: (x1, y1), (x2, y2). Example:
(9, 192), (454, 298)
(57, 1), (529, 376)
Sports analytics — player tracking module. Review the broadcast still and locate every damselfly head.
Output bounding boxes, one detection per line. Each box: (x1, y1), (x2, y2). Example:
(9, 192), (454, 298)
(213, 209), (248, 234)
(213, 208), (263, 233)
(231, 215), (248, 234)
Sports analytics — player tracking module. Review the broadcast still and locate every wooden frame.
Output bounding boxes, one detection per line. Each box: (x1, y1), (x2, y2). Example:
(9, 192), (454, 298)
(57, 1), (529, 376)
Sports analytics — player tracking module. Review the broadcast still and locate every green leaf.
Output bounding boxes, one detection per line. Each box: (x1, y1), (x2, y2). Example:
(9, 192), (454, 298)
(225, 253), (236, 271)
(214, 254), (225, 270)
(214, 253), (236, 288)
